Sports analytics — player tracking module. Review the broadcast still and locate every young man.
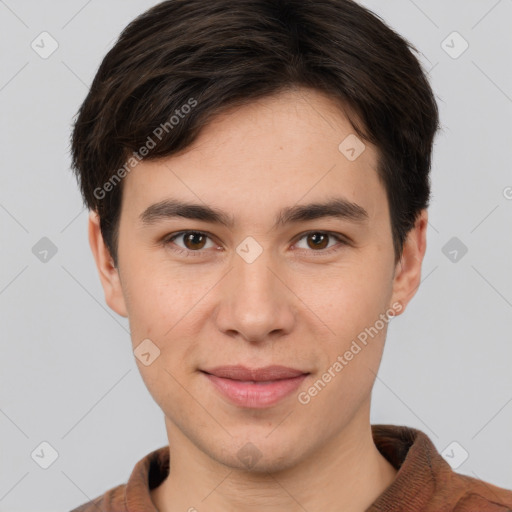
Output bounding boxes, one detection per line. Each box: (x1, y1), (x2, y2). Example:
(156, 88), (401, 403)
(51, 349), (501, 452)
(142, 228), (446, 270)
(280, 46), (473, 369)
(69, 1), (512, 511)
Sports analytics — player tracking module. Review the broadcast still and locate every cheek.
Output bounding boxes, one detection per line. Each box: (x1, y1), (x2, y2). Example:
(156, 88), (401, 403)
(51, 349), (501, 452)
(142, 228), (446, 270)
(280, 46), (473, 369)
(122, 269), (209, 394)
(121, 263), (204, 341)
(294, 257), (392, 334)
(296, 260), (394, 397)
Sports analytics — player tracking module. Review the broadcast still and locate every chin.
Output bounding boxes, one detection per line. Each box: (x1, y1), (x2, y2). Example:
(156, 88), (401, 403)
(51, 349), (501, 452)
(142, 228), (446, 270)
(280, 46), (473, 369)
(211, 433), (305, 474)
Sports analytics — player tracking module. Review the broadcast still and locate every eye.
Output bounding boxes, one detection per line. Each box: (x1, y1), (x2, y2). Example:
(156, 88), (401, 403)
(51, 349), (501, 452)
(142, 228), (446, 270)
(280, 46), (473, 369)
(293, 231), (348, 254)
(163, 231), (218, 256)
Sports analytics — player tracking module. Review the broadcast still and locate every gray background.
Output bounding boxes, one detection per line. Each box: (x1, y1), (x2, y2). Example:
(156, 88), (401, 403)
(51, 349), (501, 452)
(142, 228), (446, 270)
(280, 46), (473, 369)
(0, 0), (511, 511)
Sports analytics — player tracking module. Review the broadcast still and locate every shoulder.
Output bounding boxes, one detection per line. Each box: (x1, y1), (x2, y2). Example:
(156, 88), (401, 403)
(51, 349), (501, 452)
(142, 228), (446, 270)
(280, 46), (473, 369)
(69, 483), (127, 512)
(369, 424), (512, 511)
(68, 445), (168, 512)
(450, 473), (512, 512)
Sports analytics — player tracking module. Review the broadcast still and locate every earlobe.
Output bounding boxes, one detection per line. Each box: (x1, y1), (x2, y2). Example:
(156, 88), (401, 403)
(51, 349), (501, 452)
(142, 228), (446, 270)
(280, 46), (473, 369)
(88, 211), (128, 318)
(390, 209), (428, 314)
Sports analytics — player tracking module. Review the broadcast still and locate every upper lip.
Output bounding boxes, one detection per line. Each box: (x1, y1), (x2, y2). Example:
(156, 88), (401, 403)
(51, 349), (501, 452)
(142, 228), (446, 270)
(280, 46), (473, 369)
(201, 365), (309, 381)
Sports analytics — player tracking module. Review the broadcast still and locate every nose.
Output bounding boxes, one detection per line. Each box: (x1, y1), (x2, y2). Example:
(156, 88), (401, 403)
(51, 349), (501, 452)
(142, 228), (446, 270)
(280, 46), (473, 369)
(213, 248), (296, 344)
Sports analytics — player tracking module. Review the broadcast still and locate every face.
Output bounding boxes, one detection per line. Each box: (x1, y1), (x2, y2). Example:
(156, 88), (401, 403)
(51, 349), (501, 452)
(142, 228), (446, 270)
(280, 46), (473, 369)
(90, 87), (426, 473)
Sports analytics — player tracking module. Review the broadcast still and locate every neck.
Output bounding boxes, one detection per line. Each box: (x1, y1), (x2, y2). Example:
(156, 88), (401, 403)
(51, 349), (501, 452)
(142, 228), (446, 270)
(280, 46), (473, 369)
(151, 410), (397, 512)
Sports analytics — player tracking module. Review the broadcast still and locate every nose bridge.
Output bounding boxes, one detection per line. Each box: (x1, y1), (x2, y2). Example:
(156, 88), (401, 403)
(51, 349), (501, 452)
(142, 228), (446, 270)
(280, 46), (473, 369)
(234, 247), (277, 299)
(235, 238), (282, 304)
(215, 241), (295, 341)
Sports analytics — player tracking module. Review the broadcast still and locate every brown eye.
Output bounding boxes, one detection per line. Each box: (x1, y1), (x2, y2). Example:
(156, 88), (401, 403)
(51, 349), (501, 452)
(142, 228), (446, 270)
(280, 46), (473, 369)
(294, 231), (347, 254)
(164, 231), (216, 255)
(306, 232), (329, 250)
(182, 232), (207, 250)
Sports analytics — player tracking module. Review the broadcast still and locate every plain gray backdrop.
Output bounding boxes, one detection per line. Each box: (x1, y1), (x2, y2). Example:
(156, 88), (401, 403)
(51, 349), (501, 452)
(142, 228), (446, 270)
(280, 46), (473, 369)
(0, 1), (511, 511)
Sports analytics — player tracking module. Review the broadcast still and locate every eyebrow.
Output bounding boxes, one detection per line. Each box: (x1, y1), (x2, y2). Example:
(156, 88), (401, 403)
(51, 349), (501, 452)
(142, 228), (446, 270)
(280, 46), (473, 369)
(139, 197), (369, 230)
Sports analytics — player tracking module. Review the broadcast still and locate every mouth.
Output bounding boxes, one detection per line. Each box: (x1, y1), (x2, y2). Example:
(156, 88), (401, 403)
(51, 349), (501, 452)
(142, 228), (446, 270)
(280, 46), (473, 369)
(200, 365), (310, 408)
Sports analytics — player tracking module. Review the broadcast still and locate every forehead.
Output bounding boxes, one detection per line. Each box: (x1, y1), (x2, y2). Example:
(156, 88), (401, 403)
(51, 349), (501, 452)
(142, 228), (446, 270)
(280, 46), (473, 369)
(120, 88), (385, 226)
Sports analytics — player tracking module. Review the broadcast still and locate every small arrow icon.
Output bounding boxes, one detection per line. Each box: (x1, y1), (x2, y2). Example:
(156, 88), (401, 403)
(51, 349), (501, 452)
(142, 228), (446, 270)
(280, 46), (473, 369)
(339, 134), (365, 161)
(134, 339), (160, 366)
(31, 31), (59, 59)
(32, 237), (58, 263)
(442, 236), (467, 263)
(236, 236), (263, 263)
(441, 31), (468, 59)
(441, 441), (468, 470)
(237, 442), (262, 469)
(31, 441), (59, 469)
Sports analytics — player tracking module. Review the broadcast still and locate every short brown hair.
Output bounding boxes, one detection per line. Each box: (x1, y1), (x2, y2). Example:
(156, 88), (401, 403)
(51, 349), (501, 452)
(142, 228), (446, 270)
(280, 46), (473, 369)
(70, 0), (439, 266)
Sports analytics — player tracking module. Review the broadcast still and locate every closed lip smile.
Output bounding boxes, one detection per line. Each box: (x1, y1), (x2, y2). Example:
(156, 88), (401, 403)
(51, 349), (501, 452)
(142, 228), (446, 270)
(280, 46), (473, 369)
(200, 365), (310, 408)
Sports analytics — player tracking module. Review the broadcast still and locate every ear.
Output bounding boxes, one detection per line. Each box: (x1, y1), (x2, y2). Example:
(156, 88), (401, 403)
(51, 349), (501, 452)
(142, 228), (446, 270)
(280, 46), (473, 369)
(88, 211), (128, 318)
(390, 209), (428, 314)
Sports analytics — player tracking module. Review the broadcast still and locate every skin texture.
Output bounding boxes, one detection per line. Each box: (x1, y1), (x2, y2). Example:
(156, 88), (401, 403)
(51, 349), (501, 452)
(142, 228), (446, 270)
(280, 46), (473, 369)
(89, 87), (427, 512)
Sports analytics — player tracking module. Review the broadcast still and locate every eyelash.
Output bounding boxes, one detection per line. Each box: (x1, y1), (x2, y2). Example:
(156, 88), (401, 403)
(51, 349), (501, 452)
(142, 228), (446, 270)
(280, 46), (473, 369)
(162, 230), (349, 258)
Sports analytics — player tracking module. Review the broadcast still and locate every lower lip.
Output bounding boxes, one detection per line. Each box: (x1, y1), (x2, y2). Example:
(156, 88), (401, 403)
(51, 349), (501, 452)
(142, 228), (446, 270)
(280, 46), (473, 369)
(202, 372), (308, 408)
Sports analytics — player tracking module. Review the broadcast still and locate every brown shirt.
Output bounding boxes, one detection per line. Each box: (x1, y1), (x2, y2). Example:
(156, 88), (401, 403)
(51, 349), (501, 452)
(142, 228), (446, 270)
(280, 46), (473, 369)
(70, 424), (512, 512)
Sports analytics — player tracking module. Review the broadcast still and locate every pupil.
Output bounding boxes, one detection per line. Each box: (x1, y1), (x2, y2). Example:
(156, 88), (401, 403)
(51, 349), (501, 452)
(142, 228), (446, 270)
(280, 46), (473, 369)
(309, 233), (327, 249)
(186, 233), (205, 250)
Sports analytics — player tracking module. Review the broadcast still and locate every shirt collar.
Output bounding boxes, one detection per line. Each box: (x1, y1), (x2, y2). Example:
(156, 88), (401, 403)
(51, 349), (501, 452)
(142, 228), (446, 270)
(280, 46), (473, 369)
(123, 424), (445, 512)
